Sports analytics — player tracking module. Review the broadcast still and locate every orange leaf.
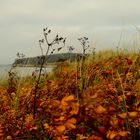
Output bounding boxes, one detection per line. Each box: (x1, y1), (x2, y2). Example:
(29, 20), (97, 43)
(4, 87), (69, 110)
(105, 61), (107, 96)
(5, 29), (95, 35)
(50, 100), (60, 108)
(76, 134), (87, 139)
(70, 102), (79, 115)
(65, 118), (77, 129)
(56, 125), (66, 134)
(25, 114), (33, 128)
(119, 131), (130, 137)
(95, 105), (106, 114)
(59, 116), (65, 121)
(44, 123), (49, 129)
(61, 100), (68, 106)
(107, 130), (117, 139)
(61, 95), (76, 107)
(54, 116), (65, 122)
(61, 135), (69, 139)
(30, 126), (38, 131)
(90, 93), (98, 99)
(6, 136), (12, 140)
(128, 112), (138, 119)
(63, 95), (75, 102)
(118, 112), (127, 119)
(110, 118), (118, 126)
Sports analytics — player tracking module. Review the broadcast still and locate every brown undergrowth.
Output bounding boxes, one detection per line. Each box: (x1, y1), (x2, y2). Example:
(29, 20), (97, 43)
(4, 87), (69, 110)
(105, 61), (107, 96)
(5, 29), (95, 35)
(0, 53), (140, 140)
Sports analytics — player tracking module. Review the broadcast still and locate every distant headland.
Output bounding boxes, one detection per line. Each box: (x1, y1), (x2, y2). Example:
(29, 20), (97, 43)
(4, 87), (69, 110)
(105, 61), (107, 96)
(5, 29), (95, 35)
(13, 53), (84, 67)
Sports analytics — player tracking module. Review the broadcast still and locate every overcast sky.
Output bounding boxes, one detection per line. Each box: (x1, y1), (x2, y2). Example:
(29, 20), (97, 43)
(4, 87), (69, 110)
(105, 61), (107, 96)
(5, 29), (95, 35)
(0, 0), (140, 64)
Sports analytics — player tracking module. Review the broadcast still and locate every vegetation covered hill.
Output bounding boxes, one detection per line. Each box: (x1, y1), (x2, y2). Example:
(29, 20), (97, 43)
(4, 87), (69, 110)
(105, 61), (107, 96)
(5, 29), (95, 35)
(0, 50), (140, 140)
(13, 53), (84, 67)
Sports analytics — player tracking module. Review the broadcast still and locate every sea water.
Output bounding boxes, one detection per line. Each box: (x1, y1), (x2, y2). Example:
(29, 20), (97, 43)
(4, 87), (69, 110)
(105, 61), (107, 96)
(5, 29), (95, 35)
(0, 65), (54, 81)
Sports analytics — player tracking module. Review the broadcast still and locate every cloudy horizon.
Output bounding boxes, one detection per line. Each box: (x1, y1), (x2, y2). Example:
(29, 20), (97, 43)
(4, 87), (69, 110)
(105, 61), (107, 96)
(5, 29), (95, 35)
(0, 0), (140, 64)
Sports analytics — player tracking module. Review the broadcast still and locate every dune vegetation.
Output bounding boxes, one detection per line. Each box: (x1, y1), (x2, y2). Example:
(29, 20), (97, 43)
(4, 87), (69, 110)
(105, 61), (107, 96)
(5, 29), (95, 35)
(0, 28), (140, 140)
(0, 50), (140, 140)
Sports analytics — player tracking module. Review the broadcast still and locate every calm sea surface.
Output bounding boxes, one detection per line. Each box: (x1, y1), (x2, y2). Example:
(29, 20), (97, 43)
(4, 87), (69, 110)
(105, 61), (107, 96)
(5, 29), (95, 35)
(0, 65), (54, 81)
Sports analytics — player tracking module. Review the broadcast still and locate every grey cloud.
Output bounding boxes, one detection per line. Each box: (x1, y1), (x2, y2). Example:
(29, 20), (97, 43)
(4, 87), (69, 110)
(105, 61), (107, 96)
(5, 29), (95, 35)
(0, 0), (140, 64)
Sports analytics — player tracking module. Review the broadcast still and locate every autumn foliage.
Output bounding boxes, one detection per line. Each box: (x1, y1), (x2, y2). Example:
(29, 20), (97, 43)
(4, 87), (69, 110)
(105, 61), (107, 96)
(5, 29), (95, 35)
(0, 53), (140, 140)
